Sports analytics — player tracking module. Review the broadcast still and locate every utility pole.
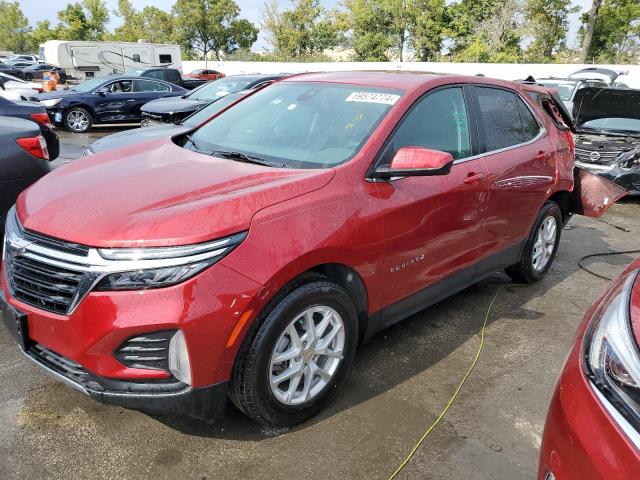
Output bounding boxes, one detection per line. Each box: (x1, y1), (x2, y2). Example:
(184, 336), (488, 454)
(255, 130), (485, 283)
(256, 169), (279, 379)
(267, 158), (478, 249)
(579, 0), (603, 64)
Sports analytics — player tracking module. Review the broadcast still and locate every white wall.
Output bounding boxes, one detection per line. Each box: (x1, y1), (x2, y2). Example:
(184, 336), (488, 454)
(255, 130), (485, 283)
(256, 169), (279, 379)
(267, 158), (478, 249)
(183, 60), (640, 88)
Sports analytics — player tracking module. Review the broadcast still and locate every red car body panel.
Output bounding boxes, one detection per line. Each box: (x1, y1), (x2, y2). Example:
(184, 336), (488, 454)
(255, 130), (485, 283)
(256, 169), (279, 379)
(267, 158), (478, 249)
(2, 72), (607, 419)
(184, 70), (225, 81)
(538, 258), (640, 479)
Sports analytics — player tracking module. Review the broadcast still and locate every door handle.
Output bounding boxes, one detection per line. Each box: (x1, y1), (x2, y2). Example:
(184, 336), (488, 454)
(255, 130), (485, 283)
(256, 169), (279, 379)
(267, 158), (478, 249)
(463, 172), (486, 184)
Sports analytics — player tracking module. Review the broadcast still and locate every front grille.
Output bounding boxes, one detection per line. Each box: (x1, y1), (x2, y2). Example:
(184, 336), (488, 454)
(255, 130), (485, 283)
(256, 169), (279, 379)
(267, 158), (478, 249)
(8, 256), (83, 315)
(575, 147), (626, 165)
(21, 228), (89, 256)
(114, 330), (175, 371)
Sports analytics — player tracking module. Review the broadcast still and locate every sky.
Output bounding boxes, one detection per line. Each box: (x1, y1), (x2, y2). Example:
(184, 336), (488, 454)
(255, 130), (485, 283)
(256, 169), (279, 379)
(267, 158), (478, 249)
(19, 0), (592, 52)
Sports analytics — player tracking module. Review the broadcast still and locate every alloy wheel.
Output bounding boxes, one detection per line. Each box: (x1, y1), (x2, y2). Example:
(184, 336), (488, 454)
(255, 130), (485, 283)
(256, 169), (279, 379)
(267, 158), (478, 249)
(532, 216), (557, 272)
(67, 110), (90, 132)
(269, 305), (345, 405)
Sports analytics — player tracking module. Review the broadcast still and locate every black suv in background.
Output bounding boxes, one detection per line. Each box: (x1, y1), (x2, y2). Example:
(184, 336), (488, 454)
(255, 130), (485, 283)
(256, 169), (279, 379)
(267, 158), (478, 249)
(128, 68), (208, 90)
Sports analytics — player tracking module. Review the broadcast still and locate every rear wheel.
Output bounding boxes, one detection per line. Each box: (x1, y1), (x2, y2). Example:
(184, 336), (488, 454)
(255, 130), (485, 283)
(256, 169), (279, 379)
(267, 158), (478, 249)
(230, 278), (358, 426)
(506, 202), (562, 284)
(64, 107), (92, 133)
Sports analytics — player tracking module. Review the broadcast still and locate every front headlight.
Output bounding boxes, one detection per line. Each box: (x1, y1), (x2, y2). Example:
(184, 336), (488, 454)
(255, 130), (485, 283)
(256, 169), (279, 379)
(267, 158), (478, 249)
(41, 98), (61, 107)
(94, 231), (247, 291)
(585, 270), (640, 429)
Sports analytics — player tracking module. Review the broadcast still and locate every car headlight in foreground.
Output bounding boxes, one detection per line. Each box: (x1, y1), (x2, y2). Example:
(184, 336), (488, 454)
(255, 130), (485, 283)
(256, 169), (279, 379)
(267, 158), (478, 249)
(585, 269), (640, 432)
(40, 98), (62, 107)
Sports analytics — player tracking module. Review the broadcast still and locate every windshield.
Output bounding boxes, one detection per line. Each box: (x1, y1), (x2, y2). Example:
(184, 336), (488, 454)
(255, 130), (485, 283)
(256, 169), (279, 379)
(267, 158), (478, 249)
(538, 81), (577, 101)
(182, 92), (246, 127)
(187, 77), (256, 101)
(189, 82), (401, 168)
(581, 117), (640, 134)
(72, 77), (109, 92)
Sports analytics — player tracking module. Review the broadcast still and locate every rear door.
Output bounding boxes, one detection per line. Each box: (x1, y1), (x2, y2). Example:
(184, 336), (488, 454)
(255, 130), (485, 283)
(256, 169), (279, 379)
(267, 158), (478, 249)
(473, 86), (555, 256)
(375, 86), (490, 315)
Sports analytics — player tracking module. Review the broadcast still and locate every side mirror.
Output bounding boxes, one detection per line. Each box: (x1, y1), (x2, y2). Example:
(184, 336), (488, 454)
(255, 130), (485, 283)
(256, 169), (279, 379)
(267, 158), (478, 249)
(96, 87), (110, 96)
(374, 147), (455, 179)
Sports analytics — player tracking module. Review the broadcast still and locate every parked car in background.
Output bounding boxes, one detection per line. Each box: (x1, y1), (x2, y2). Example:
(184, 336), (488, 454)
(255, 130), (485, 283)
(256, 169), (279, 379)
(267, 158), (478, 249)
(572, 87), (640, 195)
(0, 97), (60, 160)
(38, 75), (187, 132)
(536, 77), (608, 114)
(0, 73), (42, 102)
(3, 54), (39, 63)
(0, 63), (27, 77)
(0, 117), (51, 237)
(0, 72), (617, 426)
(86, 90), (251, 155)
(3, 60), (35, 70)
(538, 258), (640, 480)
(184, 69), (225, 81)
(18, 63), (67, 84)
(140, 74), (283, 125)
(127, 68), (207, 90)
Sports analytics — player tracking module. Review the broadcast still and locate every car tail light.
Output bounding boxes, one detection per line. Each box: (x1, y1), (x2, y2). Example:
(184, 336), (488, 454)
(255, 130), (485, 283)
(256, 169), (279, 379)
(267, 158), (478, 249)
(32, 87), (43, 93)
(29, 112), (52, 128)
(16, 135), (49, 160)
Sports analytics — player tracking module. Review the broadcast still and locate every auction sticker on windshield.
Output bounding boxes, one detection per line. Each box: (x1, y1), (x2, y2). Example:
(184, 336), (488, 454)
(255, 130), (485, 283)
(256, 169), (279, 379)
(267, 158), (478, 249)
(345, 92), (400, 105)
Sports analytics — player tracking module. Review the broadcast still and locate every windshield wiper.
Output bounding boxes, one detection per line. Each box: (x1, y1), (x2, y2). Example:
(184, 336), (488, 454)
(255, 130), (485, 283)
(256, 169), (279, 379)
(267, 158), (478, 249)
(211, 150), (284, 168)
(184, 134), (202, 151)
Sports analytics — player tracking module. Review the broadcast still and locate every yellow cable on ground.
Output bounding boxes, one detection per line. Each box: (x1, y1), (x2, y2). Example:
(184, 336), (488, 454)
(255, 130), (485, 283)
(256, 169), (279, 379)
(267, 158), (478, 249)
(389, 283), (517, 480)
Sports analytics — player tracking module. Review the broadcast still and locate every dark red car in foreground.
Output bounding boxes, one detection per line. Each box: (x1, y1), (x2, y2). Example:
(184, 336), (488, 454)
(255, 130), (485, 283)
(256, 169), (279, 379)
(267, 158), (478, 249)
(0, 72), (617, 426)
(539, 257), (640, 479)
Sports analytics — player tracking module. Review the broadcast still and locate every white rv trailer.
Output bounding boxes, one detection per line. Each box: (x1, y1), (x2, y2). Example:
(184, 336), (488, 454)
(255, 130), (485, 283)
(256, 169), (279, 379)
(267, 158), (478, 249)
(39, 40), (182, 80)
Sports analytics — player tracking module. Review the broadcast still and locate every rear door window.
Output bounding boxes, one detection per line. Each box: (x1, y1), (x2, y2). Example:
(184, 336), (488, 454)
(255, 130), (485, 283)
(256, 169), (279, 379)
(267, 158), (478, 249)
(135, 80), (170, 92)
(475, 87), (524, 151)
(517, 98), (541, 141)
(379, 87), (472, 165)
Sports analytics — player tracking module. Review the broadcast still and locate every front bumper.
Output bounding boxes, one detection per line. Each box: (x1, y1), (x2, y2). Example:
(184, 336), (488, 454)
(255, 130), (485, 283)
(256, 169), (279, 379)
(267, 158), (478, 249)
(575, 161), (640, 196)
(538, 338), (640, 479)
(1, 257), (265, 420)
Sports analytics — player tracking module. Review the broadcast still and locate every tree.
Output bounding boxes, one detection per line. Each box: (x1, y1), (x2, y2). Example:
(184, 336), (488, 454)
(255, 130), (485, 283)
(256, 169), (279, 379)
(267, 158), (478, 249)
(262, 0), (345, 58)
(579, 0), (640, 63)
(579, 0), (603, 63)
(139, 7), (176, 44)
(453, 0), (524, 62)
(525, 0), (576, 61)
(30, 20), (57, 49)
(445, 0), (503, 54)
(410, 0), (446, 61)
(0, 1), (32, 53)
(173, 0), (258, 62)
(82, 0), (110, 40)
(113, 0), (144, 41)
(345, 0), (393, 61)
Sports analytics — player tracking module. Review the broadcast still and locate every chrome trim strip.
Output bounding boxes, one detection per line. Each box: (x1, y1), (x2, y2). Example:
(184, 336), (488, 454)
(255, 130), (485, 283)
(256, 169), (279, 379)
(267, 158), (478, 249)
(575, 160), (615, 172)
(590, 381), (640, 450)
(453, 128), (547, 165)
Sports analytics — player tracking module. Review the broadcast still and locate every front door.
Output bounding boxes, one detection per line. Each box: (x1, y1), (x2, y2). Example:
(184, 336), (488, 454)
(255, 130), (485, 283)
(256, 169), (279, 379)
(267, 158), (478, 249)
(374, 86), (490, 315)
(93, 79), (138, 122)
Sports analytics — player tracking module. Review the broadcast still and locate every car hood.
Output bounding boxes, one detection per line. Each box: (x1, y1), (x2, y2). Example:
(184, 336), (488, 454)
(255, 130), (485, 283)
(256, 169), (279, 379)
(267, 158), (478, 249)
(37, 89), (77, 101)
(573, 87), (640, 127)
(142, 97), (208, 114)
(17, 138), (335, 248)
(90, 124), (191, 154)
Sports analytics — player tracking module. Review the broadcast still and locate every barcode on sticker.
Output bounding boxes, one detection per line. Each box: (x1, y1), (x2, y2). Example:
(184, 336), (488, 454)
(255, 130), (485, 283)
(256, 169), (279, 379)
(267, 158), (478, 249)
(345, 92), (400, 105)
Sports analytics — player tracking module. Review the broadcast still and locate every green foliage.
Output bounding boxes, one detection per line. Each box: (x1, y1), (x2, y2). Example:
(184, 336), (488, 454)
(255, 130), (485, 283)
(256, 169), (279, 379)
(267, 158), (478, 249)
(579, 0), (640, 62)
(56, 0), (109, 41)
(112, 1), (177, 43)
(173, 0), (258, 60)
(345, 0), (446, 62)
(0, 1), (32, 52)
(446, 0), (503, 54)
(525, 0), (577, 61)
(263, 0), (345, 58)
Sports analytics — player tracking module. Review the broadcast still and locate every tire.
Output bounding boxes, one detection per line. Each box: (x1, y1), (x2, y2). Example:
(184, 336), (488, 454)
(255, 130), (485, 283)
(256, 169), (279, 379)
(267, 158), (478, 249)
(63, 107), (93, 133)
(24, 73), (33, 81)
(506, 201), (562, 284)
(229, 278), (358, 426)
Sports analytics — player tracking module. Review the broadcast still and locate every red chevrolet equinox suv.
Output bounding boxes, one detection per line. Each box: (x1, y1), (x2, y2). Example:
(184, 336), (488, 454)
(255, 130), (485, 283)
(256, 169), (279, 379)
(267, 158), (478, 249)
(0, 72), (608, 426)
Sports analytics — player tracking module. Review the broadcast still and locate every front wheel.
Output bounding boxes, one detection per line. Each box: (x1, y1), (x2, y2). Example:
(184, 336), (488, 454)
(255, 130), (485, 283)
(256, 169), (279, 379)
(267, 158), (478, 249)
(506, 201), (562, 284)
(63, 107), (93, 133)
(229, 278), (358, 426)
